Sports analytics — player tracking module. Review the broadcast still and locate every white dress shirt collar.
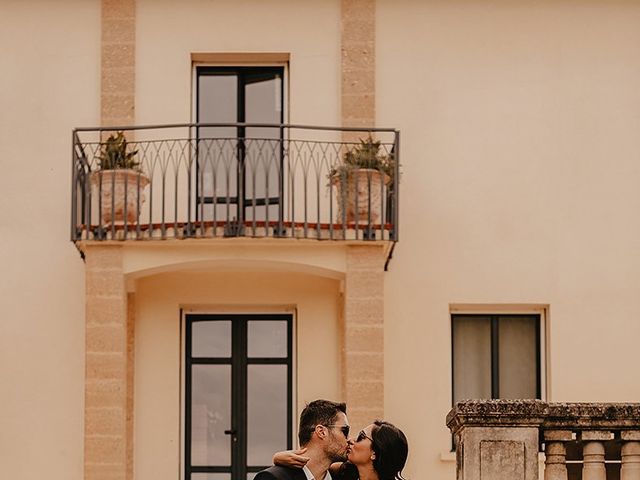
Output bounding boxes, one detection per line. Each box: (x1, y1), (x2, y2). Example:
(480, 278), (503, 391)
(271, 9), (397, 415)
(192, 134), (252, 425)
(302, 464), (332, 480)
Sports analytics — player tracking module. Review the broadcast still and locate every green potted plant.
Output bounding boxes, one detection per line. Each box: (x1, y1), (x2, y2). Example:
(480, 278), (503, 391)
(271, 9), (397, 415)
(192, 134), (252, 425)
(91, 131), (149, 224)
(330, 135), (395, 224)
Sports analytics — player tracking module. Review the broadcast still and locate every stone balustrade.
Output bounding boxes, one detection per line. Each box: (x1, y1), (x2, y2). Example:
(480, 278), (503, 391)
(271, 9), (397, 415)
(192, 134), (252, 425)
(446, 400), (640, 480)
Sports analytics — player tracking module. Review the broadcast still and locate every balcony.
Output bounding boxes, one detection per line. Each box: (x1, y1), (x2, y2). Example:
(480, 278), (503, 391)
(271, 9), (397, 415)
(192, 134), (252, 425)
(447, 400), (640, 480)
(71, 124), (399, 246)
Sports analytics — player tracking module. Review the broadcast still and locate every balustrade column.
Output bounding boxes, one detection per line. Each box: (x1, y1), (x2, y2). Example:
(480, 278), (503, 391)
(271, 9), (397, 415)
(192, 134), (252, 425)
(544, 430), (572, 480)
(621, 431), (640, 480)
(582, 431), (611, 480)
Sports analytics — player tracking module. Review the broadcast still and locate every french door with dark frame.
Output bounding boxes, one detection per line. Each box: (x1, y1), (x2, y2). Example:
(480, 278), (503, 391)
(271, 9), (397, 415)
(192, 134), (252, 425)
(185, 314), (293, 480)
(196, 67), (285, 235)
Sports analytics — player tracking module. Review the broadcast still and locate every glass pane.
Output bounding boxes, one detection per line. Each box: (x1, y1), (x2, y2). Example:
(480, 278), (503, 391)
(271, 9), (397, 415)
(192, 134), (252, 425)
(247, 365), (288, 465)
(192, 321), (231, 358)
(498, 316), (538, 399)
(452, 316), (492, 402)
(191, 365), (231, 466)
(198, 74), (239, 207)
(197, 136), (239, 198)
(192, 475), (231, 480)
(199, 75), (237, 123)
(245, 73), (281, 125)
(244, 136), (280, 204)
(244, 203), (281, 224)
(247, 474), (257, 480)
(248, 321), (288, 358)
(245, 73), (282, 222)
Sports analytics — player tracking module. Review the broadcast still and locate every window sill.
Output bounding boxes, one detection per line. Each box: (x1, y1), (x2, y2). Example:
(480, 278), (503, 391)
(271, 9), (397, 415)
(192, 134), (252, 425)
(440, 451), (456, 463)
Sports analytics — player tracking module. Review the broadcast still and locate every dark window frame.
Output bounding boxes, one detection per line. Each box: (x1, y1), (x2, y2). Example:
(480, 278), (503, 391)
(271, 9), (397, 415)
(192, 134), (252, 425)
(185, 313), (293, 480)
(450, 313), (542, 403)
(195, 66), (286, 228)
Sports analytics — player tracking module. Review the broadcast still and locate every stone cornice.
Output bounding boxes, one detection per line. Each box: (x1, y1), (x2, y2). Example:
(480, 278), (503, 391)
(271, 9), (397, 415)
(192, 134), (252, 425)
(447, 400), (640, 435)
(546, 402), (640, 429)
(446, 400), (548, 434)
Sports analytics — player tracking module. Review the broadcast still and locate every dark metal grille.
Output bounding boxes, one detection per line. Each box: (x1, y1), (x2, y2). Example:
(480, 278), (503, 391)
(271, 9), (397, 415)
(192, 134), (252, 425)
(71, 123), (400, 243)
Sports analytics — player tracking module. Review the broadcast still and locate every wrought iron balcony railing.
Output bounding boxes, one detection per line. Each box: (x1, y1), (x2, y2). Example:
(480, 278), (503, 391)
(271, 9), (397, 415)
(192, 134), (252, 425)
(71, 124), (399, 244)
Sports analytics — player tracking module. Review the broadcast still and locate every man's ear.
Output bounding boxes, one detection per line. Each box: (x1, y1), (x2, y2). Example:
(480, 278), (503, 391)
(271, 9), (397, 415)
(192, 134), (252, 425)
(314, 424), (327, 440)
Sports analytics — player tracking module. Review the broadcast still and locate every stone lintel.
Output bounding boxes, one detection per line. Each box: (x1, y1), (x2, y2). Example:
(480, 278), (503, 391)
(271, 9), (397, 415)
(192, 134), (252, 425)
(621, 430), (640, 441)
(543, 429), (573, 442)
(581, 430), (614, 441)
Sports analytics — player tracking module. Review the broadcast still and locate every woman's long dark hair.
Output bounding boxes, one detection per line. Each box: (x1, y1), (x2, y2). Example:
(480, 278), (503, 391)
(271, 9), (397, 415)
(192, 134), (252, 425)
(370, 420), (408, 480)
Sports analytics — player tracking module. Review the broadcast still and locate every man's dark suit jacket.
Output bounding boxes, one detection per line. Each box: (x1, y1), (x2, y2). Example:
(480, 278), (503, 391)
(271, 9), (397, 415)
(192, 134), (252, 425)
(254, 466), (307, 480)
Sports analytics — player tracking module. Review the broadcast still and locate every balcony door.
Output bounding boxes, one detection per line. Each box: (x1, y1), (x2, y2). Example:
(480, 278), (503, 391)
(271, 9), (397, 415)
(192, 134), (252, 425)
(185, 314), (293, 480)
(196, 67), (285, 235)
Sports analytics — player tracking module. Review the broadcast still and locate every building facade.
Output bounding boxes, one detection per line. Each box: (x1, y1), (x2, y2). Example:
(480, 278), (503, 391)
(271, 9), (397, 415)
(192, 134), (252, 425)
(2, 1), (640, 480)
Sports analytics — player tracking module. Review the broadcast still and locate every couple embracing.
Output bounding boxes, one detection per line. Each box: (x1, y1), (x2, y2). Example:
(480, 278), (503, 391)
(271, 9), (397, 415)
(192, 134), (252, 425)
(256, 400), (408, 480)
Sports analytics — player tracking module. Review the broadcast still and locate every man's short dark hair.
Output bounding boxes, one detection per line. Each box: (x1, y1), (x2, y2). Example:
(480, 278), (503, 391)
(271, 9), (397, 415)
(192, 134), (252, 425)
(298, 399), (347, 446)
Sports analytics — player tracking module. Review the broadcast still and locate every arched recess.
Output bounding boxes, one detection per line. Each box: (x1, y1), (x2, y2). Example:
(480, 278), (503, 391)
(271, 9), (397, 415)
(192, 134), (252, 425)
(125, 258), (345, 287)
(119, 241), (351, 288)
(130, 250), (348, 480)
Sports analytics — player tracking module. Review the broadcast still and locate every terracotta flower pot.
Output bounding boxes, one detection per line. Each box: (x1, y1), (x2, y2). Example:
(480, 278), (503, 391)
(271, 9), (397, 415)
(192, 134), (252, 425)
(91, 169), (150, 224)
(332, 169), (390, 224)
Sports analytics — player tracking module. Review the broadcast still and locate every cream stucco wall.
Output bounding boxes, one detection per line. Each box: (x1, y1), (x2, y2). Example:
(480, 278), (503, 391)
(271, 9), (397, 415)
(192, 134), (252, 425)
(378, 1), (640, 478)
(135, 0), (341, 126)
(0, 2), (100, 480)
(3, 2), (640, 480)
(134, 270), (341, 480)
